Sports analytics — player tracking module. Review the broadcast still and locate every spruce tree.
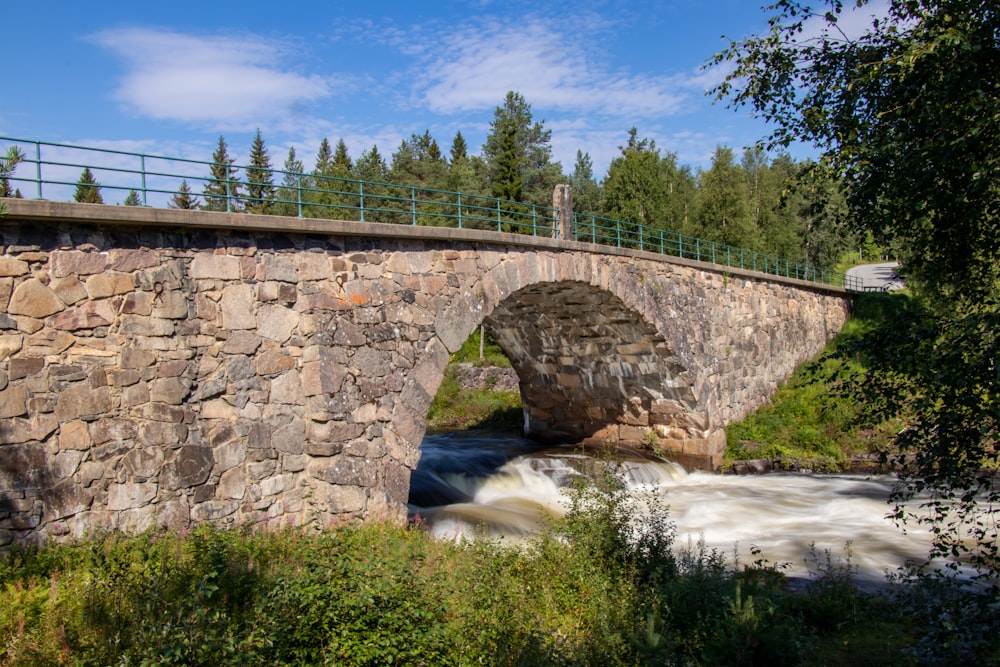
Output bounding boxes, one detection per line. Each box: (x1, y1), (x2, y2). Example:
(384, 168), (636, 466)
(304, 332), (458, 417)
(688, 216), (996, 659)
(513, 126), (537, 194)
(169, 180), (200, 210)
(332, 139), (353, 172)
(74, 168), (103, 204)
(245, 129), (275, 214)
(482, 91), (560, 206)
(202, 136), (241, 212)
(449, 131), (468, 165)
(123, 190), (142, 206)
(276, 147), (305, 216)
(694, 146), (754, 248)
(570, 150), (602, 216)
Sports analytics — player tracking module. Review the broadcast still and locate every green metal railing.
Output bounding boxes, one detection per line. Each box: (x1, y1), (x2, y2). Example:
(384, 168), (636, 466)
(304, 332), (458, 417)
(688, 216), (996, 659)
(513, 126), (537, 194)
(573, 213), (863, 290)
(0, 136), (863, 291)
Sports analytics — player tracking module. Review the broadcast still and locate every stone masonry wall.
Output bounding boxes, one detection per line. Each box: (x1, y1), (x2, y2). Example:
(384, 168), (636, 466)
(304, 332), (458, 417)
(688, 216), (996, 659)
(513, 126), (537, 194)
(0, 206), (850, 549)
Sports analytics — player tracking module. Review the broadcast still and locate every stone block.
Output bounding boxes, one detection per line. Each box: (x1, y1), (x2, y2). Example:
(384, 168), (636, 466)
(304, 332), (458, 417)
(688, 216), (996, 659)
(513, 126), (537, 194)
(0, 334), (23, 362)
(256, 352), (296, 376)
(50, 276), (88, 305)
(301, 359), (346, 396)
(162, 446), (214, 490)
(213, 440), (246, 473)
(9, 356), (44, 380)
(190, 254), (241, 280)
(153, 291), (189, 319)
(257, 304), (297, 343)
(0, 258), (28, 277)
(55, 384), (111, 422)
(106, 482), (157, 511)
(59, 419), (92, 450)
(44, 480), (93, 520)
(269, 370), (304, 405)
(51, 250), (107, 277)
(108, 249), (158, 272)
(221, 284), (256, 330)
(218, 467), (246, 499)
(0, 384), (28, 418)
(51, 300), (116, 331)
(150, 377), (189, 405)
(190, 500), (239, 521)
(122, 447), (164, 478)
(7, 279), (64, 318)
(85, 273), (134, 298)
(307, 456), (377, 487)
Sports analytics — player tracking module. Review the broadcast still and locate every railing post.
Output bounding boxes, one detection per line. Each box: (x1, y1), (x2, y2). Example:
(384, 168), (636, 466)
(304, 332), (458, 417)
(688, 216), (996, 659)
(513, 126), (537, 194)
(457, 193), (462, 229)
(296, 173), (303, 217)
(140, 154), (148, 206)
(225, 174), (232, 213)
(496, 199), (501, 231)
(411, 187), (417, 225)
(552, 184), (572, 241)
(34, 141), (43, 199)
(359, 181), (365, 222)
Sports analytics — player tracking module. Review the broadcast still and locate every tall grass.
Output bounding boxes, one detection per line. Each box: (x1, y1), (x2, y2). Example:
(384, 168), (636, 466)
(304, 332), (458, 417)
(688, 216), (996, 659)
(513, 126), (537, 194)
(5, 470), (994, 665)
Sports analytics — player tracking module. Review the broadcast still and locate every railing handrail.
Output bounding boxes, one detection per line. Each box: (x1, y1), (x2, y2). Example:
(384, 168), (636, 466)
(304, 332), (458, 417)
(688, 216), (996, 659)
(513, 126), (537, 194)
(0, 135), (862, 291)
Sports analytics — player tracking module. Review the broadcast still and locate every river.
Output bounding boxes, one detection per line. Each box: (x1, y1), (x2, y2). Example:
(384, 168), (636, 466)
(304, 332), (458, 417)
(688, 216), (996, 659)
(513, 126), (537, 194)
(408, 431), (937, 587)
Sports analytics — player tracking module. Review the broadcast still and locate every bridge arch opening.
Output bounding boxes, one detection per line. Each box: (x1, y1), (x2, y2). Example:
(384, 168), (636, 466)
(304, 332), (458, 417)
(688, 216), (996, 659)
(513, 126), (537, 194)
(481, 280), (700, 452)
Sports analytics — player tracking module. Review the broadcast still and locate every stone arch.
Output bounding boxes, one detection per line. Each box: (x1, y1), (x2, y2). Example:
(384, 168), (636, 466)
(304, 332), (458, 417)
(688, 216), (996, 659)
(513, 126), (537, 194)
(484, 281), (699, 448)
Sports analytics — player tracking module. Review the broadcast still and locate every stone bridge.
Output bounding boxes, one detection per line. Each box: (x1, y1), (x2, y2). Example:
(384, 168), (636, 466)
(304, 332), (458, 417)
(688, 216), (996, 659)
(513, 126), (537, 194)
(0, 200), (851, 547)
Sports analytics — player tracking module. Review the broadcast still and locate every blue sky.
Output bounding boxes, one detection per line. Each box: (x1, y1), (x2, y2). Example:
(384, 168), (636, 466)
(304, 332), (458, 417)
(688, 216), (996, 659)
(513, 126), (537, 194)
(3, 1), (887, 183)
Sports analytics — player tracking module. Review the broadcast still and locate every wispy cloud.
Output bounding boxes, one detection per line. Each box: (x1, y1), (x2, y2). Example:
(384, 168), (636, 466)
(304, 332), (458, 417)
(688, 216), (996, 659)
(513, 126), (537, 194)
(90, 28), (334, 129)
(412, 16), (688, 119)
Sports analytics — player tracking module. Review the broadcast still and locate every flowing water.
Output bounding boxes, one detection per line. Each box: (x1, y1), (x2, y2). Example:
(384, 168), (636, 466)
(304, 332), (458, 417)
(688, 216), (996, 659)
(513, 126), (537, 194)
(408, 431), (938, 587)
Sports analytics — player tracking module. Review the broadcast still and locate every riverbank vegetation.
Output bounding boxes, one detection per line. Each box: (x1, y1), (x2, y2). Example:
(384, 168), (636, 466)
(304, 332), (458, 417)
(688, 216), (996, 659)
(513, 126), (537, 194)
(725, 292), (908, 471)
(4, 479), (997, 666)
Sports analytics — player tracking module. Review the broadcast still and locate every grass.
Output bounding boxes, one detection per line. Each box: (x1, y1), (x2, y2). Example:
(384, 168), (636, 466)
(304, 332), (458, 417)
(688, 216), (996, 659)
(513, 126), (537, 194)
(427, 327), (522, 431)
(2, 475), (996, 666)
(725, 292), (910, 471)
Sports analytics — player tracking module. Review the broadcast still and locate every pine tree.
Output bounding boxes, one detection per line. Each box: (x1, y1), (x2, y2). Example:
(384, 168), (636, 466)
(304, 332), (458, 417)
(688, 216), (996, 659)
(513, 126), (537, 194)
(314, 138), (334, 176)
(245, 129), (275, 214)
(1, 146), (24, 199)
(202, 136), (241, 212)
(332, 139), (353, 172)
(169, 180), (200, 210)
(389, 131), (447, 189)
(74, 168), (103, 204)
(123, 190), (142, 206)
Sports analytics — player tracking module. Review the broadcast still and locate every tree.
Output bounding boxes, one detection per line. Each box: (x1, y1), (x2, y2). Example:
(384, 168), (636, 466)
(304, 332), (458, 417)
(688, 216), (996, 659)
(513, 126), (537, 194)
(245, 129), (275, 214)
(202, 136), (240, 212)
(570, 150), (602, 216)
(1, 145), (24, 200)
(355, 145), (390, 221)
(390, 131), (447, 189)
(602, 129), (671, 242)
(694, 146), (753, 248)
(711, 0), (1000, 305)
(713, 0), (1000, 582)
(275, 147), (305, 216)
(123, 190), (142, 206)
(169, 179), (200, 210)
(482, 91), (561, 206)
(74, 167), (103, 204)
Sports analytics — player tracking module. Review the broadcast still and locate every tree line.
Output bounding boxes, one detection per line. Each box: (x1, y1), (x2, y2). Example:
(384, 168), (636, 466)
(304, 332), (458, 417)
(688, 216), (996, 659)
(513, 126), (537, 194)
(61, 90), (858, 269)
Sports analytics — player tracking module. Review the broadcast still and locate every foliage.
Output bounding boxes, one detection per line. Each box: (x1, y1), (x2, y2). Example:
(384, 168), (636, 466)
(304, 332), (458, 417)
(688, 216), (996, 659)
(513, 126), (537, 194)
(3, 485), (999, 665)
(713, 0), (1000, 586)
(72, 167), (103, 204)
(845, 295), (1000, 585)
(426, 367), (522, 431)
(201, 135), (241, 212)
(482, 91), (562, 206)
(726, 292), (906, 470)
(245, 129), (275, 214)
(168, 178), (200, 210)
(0, 145), (25, 211)
(711, 0), (1000, 305)
(122, 189), (141, 206)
